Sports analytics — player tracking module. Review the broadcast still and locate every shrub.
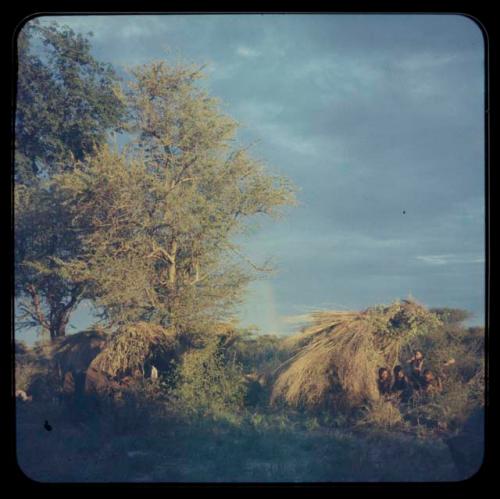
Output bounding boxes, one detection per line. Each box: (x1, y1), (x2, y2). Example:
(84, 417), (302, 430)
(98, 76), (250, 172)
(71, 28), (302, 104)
(228, 330), (289, 373)
(15, 353), (61, 402)
(357, 399), (404, 430)
(170, 337), (247, 420)
(402, 378), (483, 433)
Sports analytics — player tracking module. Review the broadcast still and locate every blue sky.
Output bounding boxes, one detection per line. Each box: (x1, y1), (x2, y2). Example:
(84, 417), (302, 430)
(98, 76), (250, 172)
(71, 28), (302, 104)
(18, 14), (485, 343)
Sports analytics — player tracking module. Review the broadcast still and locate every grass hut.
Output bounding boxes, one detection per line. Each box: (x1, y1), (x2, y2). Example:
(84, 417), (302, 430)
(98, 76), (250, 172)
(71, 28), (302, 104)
(50, 330), (108, 374)
(23, 329), (108, 371)
(88, 322), (179, 379)
(15, 330), (108, 400)
(270, 300), (441, 412)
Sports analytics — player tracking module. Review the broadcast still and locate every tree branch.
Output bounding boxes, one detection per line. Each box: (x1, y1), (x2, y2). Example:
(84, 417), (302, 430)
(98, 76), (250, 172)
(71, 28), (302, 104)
(25, 285), (51, 330)
(225, 243), (274, 273)
(146, 242), (175, 264)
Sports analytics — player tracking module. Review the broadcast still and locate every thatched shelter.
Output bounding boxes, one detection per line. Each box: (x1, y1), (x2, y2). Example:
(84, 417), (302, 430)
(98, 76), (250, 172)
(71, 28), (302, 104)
(23, 329), (108, 371)
(51, 330), (108, 374)
(15, 330), (109, 401)
(270, 300), (441, 412)
(88, 322), (179, 379)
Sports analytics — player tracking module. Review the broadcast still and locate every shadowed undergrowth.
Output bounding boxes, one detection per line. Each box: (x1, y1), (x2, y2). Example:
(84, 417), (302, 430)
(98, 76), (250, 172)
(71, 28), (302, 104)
(17, 400), (459, 483)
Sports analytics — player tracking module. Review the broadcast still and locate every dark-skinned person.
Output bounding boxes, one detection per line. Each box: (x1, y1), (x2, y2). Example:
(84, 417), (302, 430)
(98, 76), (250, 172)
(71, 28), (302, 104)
(391, 365), (413, 402)
(377, 367), (392, 396)
(420, 369), (443, 395)
(407, 350), (425, 389)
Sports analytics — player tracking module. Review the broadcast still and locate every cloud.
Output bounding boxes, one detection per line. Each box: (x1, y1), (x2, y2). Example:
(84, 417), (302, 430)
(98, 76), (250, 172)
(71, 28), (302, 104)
(416, 254), (485, 265)
(395, 53), (459, 72)
(236, 45), (261, 58)
(23, 14), (484, 333)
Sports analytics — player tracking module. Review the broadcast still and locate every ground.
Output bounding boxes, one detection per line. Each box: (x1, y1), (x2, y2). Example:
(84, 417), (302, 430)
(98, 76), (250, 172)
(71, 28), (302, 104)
(16, 401), (461, 483)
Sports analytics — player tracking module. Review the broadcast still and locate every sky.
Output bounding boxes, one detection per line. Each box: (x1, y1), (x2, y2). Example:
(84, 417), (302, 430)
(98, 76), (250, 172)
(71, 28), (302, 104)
(18, 14), (485, 343)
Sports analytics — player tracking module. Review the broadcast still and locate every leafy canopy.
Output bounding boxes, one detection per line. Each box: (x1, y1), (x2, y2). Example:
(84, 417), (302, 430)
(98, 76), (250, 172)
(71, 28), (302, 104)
(53, 61), (296, 333)
(15, 20), (126, 338)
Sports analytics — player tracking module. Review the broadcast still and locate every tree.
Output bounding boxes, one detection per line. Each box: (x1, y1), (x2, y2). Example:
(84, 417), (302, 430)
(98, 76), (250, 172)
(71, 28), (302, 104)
(15, 20), (125, 339)
(430, 308), (472, 325)
(15, 19), (125, 185)
(53, 61), (296, 334)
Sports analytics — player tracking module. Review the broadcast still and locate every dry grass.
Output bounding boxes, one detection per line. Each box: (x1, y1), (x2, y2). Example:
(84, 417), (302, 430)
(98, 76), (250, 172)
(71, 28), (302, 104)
(16, 330), (109, 399)
(89, 322), (178, 378)
(271, 300), (441, 411)
(356, 399), (404, 429)
(26, 330), (108, 372)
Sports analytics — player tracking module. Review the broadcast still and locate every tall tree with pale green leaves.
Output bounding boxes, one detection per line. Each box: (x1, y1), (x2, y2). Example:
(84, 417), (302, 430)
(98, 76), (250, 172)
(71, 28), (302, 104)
(15, 20), (126, 339)
(54, 61), (296, 334)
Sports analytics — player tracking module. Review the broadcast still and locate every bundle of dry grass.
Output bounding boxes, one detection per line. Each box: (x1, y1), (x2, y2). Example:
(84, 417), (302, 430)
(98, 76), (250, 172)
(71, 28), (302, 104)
(15, 330), (108, 400)
(49, 330), (108, 374)
(18, 330), (109, 374)
(89, 322), (178, 378)
(270, 300), (441, 411)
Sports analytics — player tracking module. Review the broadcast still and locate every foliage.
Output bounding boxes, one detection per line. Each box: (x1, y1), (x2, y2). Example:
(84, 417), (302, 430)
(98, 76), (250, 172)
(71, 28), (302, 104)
(15, 19), (125, 185)
(52, 61), (296, 332)
(15, 355), (46, 393)
(403, 310), (483, 386)
(356, 399), (404, 430)
(15, 20), (125, 338)
(397, 312), (485, 433)
(430, 307), (472, 325)
(14, 183), (92, 338)
(227, 329), (289, 374)
(15, 350), (61, 401)
(170, 337), (247, 419)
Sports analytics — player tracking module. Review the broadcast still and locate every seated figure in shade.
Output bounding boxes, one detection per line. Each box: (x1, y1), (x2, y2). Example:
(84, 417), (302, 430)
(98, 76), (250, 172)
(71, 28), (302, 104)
(407, 349), (425, 388)
(391, 365), (413, 402)
(377, 367), (392, 396)
(420, 369), (443, 395)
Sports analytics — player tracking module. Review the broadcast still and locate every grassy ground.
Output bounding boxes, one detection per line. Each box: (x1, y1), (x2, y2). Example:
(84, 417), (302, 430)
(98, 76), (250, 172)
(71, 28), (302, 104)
(16, 400), (460, 483)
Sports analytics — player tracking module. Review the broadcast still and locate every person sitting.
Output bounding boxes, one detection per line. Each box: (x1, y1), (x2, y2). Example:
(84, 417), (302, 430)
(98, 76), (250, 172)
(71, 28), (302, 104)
(377, 367), (392, 395)
(420, 369), (443, 395)
(407, 350), (425, 388)
(391, 365), (413, 402)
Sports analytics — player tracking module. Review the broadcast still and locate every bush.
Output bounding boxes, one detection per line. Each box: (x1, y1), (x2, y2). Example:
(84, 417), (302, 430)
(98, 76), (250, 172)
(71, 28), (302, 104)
(402, 379), (483, 434)
(356, 399), (404, 430)
(170, 337), (247, 420)
(228, 329), (289, 374)
(15, 352), (61, 402)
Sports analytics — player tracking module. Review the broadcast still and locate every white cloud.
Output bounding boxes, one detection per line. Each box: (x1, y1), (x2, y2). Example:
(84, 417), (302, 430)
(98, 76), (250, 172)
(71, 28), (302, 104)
(236, 45), (261, 58)
(396, 53), (459, 72)
(416, 254), (484, 265)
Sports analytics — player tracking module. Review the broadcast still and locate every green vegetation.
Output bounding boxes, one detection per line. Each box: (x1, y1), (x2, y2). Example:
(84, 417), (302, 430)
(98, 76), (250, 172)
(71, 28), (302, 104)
(15, 20), (125, 339)
(170, 336), (247, 420)
(15, 306), (484, 481)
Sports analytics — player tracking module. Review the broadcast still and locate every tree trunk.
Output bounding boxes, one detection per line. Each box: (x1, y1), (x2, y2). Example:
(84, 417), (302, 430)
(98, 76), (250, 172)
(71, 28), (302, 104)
(167, 240), (177, 287)
(48, 292), (80, 340)
(49, 307), (72, 339)
(166, 239), (179, 328)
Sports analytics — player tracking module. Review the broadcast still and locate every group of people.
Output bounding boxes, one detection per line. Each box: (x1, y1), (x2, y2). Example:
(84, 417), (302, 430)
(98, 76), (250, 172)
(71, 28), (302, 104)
(377, 350), (453, 403)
